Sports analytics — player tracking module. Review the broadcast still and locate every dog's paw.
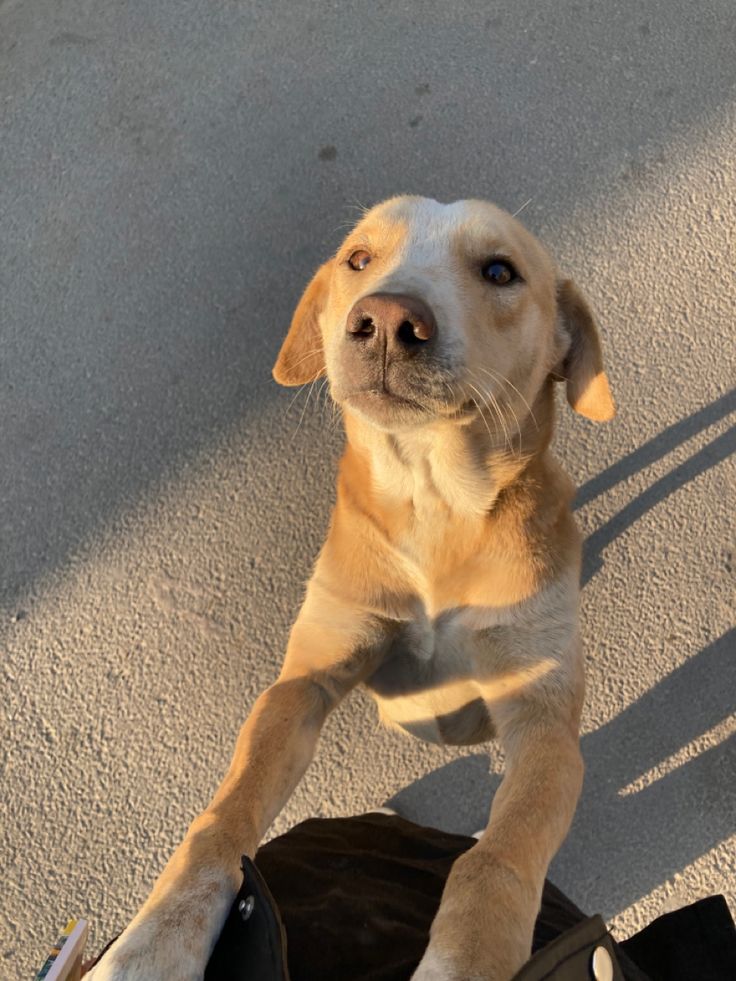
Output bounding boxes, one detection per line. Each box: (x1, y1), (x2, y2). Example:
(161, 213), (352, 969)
(84, 877), (234, 981)
(411, 948), (467, 981)
(411, 945), (509, 981)
(84, 917), (205, 981)
(411, 847), (537, 981)
(83, 857), (238, 981)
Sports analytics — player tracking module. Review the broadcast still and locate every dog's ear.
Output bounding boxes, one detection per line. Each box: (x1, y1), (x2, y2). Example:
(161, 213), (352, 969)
(554, 279), (615, 421)
(273, 260), (333, 386)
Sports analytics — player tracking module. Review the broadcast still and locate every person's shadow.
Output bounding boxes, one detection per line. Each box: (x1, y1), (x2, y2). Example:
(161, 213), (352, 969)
(390, 390), (736, 920)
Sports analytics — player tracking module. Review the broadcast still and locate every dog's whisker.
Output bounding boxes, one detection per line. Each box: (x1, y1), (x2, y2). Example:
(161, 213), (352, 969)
(484, 384), (514, 457)
(285, 366), (327, 417)
(464, 378), (494, 429)
(512, 197), (533, 218)
(345, 197), (371, 217)
(333, 200), (372, 235)
(481, 372), (524, 456)
(441, 380), (458, 413)
(292, 372), (325, 440)
(493, 389), (522, 456)
(282, 352), (326, 417)
(474, 370), (521, 456)
(286, 382), (311, 415)
(316, 376), (331, 427)
(478, 366), (540, 433)
(333, 220), (358, 234)
(319, 380), (341, 434)
(466, 371), (514, 456)
(466, 385), (497, 448)
(329, 400), (343, 435)
(285, 347), (325, 372)
(466, 381), (507, 452)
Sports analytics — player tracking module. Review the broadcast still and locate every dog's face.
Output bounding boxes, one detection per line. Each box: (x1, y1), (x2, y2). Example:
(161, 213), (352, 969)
(274, 196), (614, 432)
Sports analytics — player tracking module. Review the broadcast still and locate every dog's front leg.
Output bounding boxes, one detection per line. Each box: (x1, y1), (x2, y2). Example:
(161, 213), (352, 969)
(86, 663), (353, 981)
(412, 691), (584, 981)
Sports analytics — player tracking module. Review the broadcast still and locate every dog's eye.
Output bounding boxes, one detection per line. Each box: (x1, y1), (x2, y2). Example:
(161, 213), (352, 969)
(348, 250), (371, 271)
(482, 258), (518, 286)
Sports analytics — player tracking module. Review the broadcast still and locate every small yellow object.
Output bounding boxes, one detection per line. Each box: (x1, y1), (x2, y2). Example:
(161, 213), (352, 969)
(35, 918), (89, 981)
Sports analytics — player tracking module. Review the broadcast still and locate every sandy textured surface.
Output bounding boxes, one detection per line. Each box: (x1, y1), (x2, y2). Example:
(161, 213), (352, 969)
(2, 1), (734, 975)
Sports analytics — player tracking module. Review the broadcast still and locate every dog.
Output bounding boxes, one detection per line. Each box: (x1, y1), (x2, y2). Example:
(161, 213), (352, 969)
(88, 196), (615, 980)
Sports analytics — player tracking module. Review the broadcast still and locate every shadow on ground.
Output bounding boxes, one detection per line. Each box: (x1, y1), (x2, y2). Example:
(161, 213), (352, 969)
(581, 389), (736, 585)
(390, 629), (735, 920)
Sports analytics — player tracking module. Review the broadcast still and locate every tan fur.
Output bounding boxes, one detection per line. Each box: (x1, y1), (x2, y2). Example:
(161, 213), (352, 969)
(88, 197), (614, 981)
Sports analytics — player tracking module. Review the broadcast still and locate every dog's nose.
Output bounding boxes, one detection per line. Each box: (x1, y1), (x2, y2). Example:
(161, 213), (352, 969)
(346, 293), (436, 348)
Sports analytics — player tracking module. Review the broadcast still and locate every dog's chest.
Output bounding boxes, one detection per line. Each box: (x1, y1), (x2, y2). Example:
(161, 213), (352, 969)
(364, 605), (509, 747)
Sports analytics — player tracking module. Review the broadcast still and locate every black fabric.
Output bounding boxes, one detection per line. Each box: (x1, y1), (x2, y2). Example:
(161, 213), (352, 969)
(620, 894), (736, 981)
(89, 812), (736, 980)
(205, 813), (648, 980)
(256, 813), (474, 981)
(205, 856), (290, 981)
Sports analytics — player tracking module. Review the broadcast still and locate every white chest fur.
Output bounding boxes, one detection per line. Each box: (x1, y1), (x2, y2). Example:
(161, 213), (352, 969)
(363, 581), (577, 747)
(364, 607), (503, 745)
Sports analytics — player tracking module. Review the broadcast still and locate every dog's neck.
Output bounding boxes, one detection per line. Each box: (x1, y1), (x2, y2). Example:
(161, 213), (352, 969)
(342, 387), (554, 521)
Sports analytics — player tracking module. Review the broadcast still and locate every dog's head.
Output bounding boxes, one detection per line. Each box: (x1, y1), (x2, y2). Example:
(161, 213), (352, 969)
(273, 196), (614, 434)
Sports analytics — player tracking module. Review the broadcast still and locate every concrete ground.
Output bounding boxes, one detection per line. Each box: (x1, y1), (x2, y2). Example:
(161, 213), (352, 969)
(2, 0), (734, 974)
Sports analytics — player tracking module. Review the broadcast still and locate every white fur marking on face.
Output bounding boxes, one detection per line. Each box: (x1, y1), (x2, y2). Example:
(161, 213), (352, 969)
(363, 200), (472, 353)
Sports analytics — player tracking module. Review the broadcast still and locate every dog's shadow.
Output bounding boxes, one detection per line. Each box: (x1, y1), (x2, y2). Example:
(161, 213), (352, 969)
(580, 387), (736, 585)
(390, 390), (736, 920)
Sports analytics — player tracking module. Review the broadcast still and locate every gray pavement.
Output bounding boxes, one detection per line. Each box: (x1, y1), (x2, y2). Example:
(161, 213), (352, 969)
(2, 0), (735, 974)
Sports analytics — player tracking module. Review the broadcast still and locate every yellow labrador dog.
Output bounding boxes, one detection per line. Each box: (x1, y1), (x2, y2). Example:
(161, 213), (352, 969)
(89, 196), (614, 981)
